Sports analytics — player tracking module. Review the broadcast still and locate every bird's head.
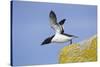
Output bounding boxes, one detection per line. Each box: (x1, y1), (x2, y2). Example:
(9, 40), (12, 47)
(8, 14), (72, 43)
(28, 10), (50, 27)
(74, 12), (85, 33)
(41, 37), (51, 45)
(41, 35), (54, 45)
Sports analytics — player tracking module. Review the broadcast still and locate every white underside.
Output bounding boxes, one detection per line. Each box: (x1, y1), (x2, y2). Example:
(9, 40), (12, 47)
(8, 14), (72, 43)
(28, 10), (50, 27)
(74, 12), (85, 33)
(51, 33), (73, 43)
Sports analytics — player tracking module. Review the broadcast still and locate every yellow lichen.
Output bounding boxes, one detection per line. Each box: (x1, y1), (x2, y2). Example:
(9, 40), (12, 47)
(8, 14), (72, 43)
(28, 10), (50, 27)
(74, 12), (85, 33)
(59, 35), (97, 63)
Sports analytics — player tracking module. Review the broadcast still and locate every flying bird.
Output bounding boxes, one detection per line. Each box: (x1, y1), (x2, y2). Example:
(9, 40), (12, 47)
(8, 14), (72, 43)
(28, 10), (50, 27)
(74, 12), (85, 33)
(41, 10), (78, 45)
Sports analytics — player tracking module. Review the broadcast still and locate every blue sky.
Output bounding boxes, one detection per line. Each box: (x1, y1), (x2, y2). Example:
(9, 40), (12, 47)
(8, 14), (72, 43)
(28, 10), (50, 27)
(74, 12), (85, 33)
(12, 1), (97, 66)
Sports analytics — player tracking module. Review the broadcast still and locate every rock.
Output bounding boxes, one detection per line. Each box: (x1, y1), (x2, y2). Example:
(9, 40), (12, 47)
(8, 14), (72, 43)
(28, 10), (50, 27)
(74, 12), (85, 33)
(59, 35), (97, 63)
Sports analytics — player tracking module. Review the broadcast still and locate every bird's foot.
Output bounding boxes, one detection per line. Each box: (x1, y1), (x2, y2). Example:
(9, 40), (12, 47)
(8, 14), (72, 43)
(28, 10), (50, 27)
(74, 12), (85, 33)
(70, 40), (72, 44)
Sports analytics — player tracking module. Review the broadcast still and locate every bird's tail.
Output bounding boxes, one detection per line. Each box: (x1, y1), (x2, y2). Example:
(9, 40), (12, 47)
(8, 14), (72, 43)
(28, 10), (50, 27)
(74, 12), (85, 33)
(73, 35), (78, 38)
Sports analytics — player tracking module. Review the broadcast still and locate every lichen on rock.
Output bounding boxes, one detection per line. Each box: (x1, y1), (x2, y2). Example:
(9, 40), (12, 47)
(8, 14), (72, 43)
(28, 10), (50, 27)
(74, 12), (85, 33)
(59, 35), (97, 63)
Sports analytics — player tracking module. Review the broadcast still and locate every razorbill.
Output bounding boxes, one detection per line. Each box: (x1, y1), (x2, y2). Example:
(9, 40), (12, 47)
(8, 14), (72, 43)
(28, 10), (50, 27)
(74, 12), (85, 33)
(41, 10), (78, 45)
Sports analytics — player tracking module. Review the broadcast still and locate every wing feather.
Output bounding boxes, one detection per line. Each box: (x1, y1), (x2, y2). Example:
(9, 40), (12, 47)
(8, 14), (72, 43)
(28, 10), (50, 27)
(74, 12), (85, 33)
(49, 10), (63, 33)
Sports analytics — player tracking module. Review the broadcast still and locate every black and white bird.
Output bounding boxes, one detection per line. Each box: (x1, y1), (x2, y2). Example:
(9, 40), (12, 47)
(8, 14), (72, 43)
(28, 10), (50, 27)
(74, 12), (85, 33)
(41, 10), (78, 45)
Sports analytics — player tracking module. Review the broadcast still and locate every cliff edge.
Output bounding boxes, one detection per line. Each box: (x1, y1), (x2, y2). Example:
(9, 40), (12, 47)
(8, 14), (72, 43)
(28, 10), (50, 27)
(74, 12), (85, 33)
(59, 35), (97, 63)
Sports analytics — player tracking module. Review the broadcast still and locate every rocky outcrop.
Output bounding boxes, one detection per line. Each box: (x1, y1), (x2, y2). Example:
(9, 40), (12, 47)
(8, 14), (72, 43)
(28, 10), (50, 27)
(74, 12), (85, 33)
(59, 35), (97, 63)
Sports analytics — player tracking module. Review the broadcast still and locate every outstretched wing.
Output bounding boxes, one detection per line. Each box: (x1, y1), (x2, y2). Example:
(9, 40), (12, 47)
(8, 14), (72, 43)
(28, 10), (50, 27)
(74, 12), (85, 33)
(49, 10), (57, 26)
(59, 19), (66, 25)
(59, 19), (66, 34)
(49, 10), (62, 33)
